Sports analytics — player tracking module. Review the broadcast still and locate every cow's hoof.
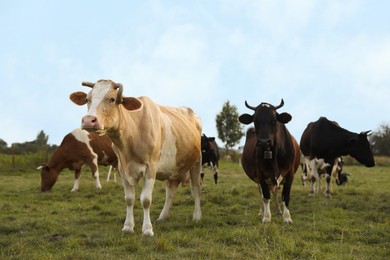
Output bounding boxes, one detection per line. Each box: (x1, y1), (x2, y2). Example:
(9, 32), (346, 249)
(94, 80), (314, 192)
(156, 216), (167, 222)
(70, 189), (78, 192)
(193, 212), (202, 221)
(142, 229), (154, 237)
(324, 193), (332, 198)
(283, 218), (293, 223)
(122, 226), (134, 233)
(262, 217), (271, 223)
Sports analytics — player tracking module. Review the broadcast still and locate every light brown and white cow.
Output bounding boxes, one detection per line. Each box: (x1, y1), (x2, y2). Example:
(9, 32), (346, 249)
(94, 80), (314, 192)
(70, 79), (202, 236)
(38, 128), (118, 192)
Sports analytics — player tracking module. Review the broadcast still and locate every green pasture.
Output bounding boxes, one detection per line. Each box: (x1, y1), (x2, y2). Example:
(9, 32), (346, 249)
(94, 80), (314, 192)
(0, 160), (389, 259)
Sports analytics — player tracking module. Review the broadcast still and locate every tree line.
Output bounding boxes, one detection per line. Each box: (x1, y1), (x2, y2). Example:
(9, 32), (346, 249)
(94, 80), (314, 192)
(0, 130), (58, 155)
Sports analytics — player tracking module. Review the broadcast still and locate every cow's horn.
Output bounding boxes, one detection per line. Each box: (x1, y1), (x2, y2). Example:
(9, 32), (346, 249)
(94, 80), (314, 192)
(361, 130), (372, 136)
(81, 81), (95, 88)
(275, 99), (284, 110)
(245, 100), (256, 111)
(114, 83), (123, 104)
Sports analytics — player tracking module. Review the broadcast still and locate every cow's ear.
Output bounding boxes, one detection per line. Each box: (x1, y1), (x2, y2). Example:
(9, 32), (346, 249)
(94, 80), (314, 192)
(122, 97), (143, 111)
(238, 114), (253, 125)
(277, 112), (292, 124)
(70, 92), (87, 106)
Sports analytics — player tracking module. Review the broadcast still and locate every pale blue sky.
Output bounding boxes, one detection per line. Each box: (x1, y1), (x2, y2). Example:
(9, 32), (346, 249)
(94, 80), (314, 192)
(1, 0), (390, 147)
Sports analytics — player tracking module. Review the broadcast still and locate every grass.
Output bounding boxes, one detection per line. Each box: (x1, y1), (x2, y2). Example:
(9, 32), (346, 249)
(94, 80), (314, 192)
(0, 160), (389, 259)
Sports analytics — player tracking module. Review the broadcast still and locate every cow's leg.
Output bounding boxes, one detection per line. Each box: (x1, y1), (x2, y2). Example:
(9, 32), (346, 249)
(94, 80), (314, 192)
(200, 164), (205, 183)
(190, 158), (202, 220)
(259, 180), (271, 223)
(71, 169), (81, 192)
(158, 180), (179, 221)
(301, 163), (308, 186)
(213, 163), (218, 184)
(273, 186), (282, 215)
(107, 165), (113, 181)
(281, 173), (293, 223)
(89, 161), (102, 190)
(318, 173), (322, 193)
(121, 175), (136, 233)
(140, 176), (156, 236)
(324, 167), (333, 197)
(309, 159), (317, 196)
(257, 184), (263, 216)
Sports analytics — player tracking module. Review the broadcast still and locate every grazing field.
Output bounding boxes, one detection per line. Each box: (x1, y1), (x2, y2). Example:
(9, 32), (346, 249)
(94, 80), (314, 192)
(0, 160), (389, 259)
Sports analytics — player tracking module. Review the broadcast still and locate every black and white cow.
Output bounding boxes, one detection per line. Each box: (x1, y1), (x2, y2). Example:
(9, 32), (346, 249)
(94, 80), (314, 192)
(301, 156), (346, 196)
(201, 134), (220, 184)
(300, 117), (375, 197)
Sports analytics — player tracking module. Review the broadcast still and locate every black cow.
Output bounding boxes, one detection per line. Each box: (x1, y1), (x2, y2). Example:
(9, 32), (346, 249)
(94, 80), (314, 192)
(201, 134), (220, 184)
(239, 99), (300, 223)
(300, 117), (375, 197)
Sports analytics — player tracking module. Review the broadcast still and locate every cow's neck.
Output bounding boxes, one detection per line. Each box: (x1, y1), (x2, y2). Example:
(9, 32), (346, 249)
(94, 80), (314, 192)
(47, 147), (70, 172)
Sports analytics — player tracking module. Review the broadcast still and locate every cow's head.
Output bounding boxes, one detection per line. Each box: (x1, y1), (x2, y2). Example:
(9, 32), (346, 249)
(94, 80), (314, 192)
(348, 131), (375, 167)
(201, 134), (215, 153)
(336, 173), (350, 185)
(238, 99), (291, 158)
(69, 80), (143, 134)
(38, 164), (58, 192)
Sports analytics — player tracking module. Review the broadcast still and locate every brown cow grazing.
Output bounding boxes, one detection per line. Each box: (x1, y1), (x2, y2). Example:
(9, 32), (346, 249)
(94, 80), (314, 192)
(239, 99), (300, 223)
(70, 79), (202, 236)
(38, 128), (118, 192)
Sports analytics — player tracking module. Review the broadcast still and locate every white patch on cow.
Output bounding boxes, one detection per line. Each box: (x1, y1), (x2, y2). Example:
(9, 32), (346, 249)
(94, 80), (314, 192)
(157, 116), (178, 176)
(140, 177), (155, 236)
(262, 198), (271, 223)
(72, 129), (101, 189)
(282, 202), (293, 223)
(71, 178), (79, 192)
(88, 82), (112, 117)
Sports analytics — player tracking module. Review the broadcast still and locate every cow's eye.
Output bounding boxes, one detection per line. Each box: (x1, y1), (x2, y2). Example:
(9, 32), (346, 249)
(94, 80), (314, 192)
(109, 97), (115, 103)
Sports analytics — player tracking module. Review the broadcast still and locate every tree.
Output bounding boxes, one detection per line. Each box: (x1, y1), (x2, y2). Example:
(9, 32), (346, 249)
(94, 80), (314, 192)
(215, 100), (244, 151)
(35, 130), (49, 146)
(370, 123), (390, 156)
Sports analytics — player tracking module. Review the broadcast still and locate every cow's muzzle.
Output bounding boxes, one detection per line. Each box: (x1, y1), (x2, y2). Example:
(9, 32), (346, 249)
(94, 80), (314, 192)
(82, 115), (100, 130)
(257, 138), (273, 159)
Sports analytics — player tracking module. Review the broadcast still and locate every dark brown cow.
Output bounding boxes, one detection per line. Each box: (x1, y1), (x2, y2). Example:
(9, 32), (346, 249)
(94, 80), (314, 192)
(239, 99), (300, 223)
(38, 128), (117, 192)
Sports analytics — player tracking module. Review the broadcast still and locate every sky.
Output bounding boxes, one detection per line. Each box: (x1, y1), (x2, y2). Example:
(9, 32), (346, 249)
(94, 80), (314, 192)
(1, 0), (390, 148)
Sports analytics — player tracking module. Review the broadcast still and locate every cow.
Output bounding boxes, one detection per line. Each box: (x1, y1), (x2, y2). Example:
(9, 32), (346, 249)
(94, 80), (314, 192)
(69, 79), (202, 236)
(201, 134), (220, 184)
(300, 117), (375, 197)
(38, 128), (118, 192)
(238, 99), (300, 223)
(301, 156), (346, 196)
